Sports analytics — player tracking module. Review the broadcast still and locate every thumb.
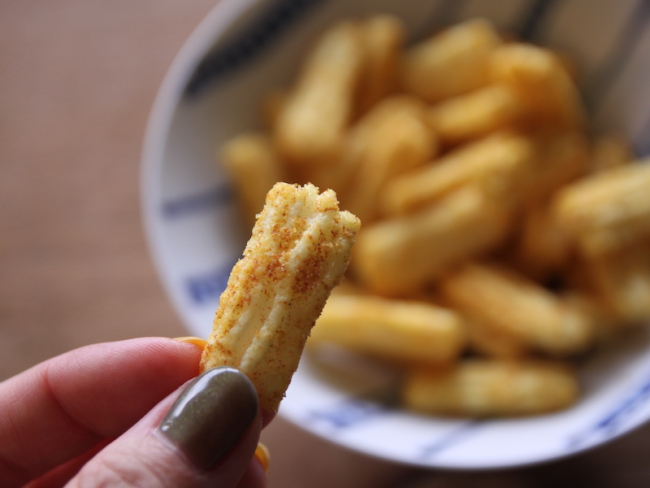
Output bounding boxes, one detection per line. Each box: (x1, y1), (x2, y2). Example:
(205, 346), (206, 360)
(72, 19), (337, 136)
(66, 367), (264, 488)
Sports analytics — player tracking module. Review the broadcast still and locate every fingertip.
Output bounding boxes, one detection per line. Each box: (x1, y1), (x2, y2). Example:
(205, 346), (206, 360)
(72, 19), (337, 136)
(141, 337), (203, 374)
(235, 455), (268, 488)
(46, 338), (205, 435)
(68, 369), (263, 488)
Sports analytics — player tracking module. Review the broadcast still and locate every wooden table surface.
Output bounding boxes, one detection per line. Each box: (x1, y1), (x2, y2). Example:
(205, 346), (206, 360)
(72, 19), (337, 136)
(2, 2), (650, 487)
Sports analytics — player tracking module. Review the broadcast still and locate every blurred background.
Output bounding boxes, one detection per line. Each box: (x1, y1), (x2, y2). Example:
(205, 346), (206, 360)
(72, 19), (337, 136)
(2, 1), (650, 487)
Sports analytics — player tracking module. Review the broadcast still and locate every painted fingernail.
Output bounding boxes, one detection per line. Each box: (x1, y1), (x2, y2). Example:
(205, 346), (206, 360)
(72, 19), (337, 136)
(159, 366), (259, 470)
(173, 336), (208, 349)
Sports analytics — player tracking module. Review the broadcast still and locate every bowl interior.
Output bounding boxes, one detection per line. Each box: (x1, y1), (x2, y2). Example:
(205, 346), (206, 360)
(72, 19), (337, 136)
(142, 0), (650, 469)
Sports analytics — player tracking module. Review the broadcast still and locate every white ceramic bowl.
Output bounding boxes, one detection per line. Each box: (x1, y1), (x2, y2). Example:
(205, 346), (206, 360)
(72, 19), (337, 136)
(142, 0), (650, 470)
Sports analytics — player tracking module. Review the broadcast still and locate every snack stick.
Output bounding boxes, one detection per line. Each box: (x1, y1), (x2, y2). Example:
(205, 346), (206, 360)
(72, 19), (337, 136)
(400, 18), (501, 102)
(426, 84), (521, 144)
(575, 212), (650, 258)
(521, 131), (589, 207)
(553, 163), (650, 256)
(221, 133), (285, 224)
(309, 294), (466, 364)
(353, 186), (512, 297)
(489, 43), (586, 128)
(343, 105), (436, 223)
(274, 21), (363, 165)
(590, 133), (633, 173)
(296, 95), (431, 203)
(343, 94), (429, 168)
(328, 95), (431, 203)
(515, 201), (574, 281)
(403, 359), (578, 417)
(200, 183), (360, 412)
(439, 262), (594, 355)
(381, 131), (533, 216)
(465, 317), (529, 359)
(355, 14), (405, 115)
(561, 290), (628, 344)
(588, 245), (650, 322)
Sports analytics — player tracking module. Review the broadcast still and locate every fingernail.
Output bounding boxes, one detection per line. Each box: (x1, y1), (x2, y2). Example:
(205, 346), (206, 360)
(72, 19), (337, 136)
(159, 366), (259, 470)
(173, 336), (208, 349)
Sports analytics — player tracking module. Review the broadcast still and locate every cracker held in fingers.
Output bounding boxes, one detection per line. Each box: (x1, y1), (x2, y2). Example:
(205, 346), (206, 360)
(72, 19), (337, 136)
(200, 183), (361, 412)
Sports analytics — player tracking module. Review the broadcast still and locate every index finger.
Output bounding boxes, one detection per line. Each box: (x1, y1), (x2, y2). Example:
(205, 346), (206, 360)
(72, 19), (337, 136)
(0, 337), (202, 486)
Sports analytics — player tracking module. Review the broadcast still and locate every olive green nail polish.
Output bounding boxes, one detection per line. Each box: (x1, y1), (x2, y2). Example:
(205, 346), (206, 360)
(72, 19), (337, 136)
(159, 366), (259, 470)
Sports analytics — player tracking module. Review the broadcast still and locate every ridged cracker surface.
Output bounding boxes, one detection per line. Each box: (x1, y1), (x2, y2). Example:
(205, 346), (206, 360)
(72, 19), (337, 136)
(200, 182), (360, 411)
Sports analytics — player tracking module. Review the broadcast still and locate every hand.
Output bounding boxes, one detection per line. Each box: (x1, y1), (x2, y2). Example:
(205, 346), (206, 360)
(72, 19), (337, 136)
(0, 338), (269, 488)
